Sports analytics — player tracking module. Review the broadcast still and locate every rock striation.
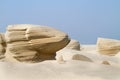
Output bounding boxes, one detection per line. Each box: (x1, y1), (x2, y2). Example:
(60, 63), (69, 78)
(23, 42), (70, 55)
(97, 38), (120, 56)
(0, 33), (6, 61)
(5, 24), (70, 63)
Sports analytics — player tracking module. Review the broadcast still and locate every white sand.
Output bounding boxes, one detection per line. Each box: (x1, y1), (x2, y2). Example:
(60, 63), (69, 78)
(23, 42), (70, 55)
(0, 44), (120, 80)
(81, 44), (96, 51)
(0, 60), (120, 80)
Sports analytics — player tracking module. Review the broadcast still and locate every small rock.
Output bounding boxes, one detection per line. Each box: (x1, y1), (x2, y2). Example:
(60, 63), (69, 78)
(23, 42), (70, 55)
(56, 55), (65, 64)
(56, 49), (92, 62)
(102, 61), (110, 65)
(64, 39), (80, 50)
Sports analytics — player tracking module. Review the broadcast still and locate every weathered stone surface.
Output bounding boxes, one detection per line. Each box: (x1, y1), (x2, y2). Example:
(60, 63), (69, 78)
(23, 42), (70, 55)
(97, 38), (120, 56)
(5, 31), (28, 42)
(26, 26), (65, 39)
(0, 33), (6, 44)
(0, 44), (5, 60)
(64, 39), (80, 50)
(0, 33), (6, 61)
(0, 35), (3, 44)
(7, 24), (30, 31)
(5, 24), (70, 63)
(0, 44), (5, 54)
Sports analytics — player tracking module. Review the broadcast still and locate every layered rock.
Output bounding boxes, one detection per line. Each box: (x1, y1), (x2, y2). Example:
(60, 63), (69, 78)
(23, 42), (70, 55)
(64, 39), (80, 50)
(0, 33), (6, 61)
(97, 38), (120, 56)
(5, 24), (70, 63)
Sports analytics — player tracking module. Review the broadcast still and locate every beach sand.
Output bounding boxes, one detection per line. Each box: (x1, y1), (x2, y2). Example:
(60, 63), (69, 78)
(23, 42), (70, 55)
(0, 45), (120, 80)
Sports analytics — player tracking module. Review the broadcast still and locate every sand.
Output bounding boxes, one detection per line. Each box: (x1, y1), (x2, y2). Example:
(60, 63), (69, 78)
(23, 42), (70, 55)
(0, 45), (120, 80)
(0, 60), (120, 80)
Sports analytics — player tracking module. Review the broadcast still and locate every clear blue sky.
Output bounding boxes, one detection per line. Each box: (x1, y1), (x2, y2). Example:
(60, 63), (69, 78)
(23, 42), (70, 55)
(0, 0), (120, 44)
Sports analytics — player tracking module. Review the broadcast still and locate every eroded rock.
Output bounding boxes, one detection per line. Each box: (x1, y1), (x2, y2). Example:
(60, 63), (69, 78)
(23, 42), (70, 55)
(5, 24), (70, 63)
(0, 33), (6, 61)
(64, 39), (80, 50)
(97, 38), (120, 56)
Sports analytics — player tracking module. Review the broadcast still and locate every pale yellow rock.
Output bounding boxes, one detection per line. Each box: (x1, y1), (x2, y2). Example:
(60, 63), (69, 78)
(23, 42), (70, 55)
(97, 38), (120, 56)
(0, 44), (5, 60)
(64, 39), (80, 50)
(0, 33), (5, 44)
(5, 31), (28, 42)
(0, 44), (5, 54)
(0, 34), (3, 44)
(6, 41), (33, 54)
(7, 24), (31, 31)
(0, 33), (6, 60)
(26, 26), (66, 39)
(5, 47), (38, 63)
(5, 24), (70, 63)
(30, 37), (69, 53)
(56, 55), (65, 64)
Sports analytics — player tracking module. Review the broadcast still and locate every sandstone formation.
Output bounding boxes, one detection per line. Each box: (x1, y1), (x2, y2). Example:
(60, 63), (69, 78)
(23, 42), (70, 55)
(97, 38), (120, 56)
(5, 24), (70, 63)
(64, 39), (80, 50)
(0, 33), (6, 61)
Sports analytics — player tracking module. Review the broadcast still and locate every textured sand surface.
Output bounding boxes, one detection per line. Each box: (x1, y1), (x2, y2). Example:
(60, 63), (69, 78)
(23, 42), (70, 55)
(0, 45), (120, 80)
(0, 60), (120, 80)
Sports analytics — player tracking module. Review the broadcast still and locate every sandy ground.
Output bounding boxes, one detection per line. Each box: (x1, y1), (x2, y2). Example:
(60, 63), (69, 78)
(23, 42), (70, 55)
(0, 45), (120, 80)
(0, 60), (120, 80)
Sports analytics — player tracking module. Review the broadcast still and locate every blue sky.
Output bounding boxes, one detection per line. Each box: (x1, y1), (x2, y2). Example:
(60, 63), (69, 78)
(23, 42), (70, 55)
(0, 0), (120, 44)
